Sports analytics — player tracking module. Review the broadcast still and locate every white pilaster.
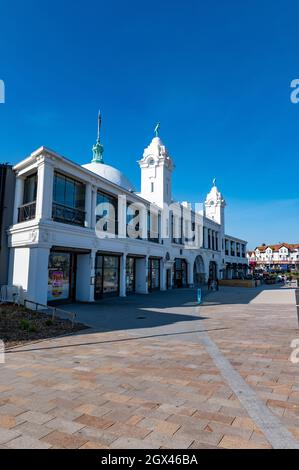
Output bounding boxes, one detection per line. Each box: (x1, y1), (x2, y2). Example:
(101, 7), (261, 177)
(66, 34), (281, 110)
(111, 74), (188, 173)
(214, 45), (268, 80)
(135, 256), (148, 294)
(35, 160), (54, 221)
(160, 259), (167, 291)
(91, 188), (97, 229)
(25, 246), (51, 305)
(118, 195), (127, 239)
(84, 182), (92, 228)
(76, 250), (95, 301)
(188, 261), (194, 287)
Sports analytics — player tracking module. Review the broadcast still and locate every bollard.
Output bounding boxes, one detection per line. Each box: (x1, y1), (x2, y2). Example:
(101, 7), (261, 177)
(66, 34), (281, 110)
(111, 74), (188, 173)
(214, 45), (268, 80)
(197, 288), (202, 305)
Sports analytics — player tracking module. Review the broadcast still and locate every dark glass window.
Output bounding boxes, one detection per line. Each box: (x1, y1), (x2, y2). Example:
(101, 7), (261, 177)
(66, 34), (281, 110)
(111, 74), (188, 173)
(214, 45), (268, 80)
(23, 173), (37, 204)
(53, 172), (85, 210)
(127, 204), (141, 238)
(171, 212), (183, 244)
(208, 229), (211, 249)
(230, 241), (235, 256)
(52, 172), (85, 226)
(18, 173), (37, 222)
(96, 190), (118, 235)
(147, 210), (159, 243)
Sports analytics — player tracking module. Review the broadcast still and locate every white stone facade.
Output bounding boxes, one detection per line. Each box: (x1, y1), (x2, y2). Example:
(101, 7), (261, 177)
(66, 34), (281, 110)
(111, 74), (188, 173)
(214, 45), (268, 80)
(7, 130), (248, 307)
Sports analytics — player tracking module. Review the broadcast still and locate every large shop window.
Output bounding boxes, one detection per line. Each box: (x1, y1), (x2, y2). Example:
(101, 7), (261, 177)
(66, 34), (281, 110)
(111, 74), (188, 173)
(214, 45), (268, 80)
(95, 255), (120, 298)
(148, 258), (160, 291)
(48, 252), (75, 302)
(96, 191), (118, 235)
(52, 172), (85, 226)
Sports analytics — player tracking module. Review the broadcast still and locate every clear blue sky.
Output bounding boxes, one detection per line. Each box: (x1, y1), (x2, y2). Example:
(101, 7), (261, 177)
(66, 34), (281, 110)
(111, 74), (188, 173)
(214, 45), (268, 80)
(0, 0), (298, 248)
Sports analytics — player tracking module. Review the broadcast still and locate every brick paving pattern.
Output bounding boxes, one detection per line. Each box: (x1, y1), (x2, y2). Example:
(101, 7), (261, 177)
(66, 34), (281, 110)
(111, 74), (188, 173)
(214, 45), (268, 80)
(0, 285), (298, 449)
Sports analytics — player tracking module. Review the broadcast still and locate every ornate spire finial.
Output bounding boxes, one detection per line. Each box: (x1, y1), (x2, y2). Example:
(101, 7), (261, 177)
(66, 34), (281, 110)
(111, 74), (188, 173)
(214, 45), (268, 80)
(92, 110), (104, 163)
(154, 122), (160, 138)
(213, 177), (216, 187)
(97, 110), (101, 143)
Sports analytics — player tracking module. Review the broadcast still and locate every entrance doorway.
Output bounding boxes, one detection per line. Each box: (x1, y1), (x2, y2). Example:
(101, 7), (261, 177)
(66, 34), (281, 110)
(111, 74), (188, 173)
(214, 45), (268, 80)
(126, 257), (136, 294)
(166, 269), (171, 289)
(95, 254), (120, 299)
(193, 255), (205, 286)
(148, 258), (161, 291)
(173, 258), (188, 288)
(209, 261), (217, 280)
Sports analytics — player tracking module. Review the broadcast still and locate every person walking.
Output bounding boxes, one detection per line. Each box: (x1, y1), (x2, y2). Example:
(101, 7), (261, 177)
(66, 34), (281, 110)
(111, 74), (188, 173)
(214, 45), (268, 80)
(207, 277), (211, 290)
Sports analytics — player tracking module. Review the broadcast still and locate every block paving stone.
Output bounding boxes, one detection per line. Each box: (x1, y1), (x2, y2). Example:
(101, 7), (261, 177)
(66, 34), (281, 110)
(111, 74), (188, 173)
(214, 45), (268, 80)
(0, 285), (298, 449)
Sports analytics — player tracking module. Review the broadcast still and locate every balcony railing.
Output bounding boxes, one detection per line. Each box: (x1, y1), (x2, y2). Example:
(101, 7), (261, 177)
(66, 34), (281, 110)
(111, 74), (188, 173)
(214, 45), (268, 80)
(18, 202), (36, 222)
(52, 202), (85, 227)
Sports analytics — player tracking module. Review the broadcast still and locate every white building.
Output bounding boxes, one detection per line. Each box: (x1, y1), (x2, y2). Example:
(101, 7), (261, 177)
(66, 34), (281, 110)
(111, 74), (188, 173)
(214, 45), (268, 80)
(247, 243), (299, 271)
(7, 115), (248, 306)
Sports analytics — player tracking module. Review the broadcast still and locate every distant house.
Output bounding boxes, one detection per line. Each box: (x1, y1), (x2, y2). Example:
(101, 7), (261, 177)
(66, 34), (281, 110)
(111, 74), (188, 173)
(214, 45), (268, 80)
(247, 243), (299, 271)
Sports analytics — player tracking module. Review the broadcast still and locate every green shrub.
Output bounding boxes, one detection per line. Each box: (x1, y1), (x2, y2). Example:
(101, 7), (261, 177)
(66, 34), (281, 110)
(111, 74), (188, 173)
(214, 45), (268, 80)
(19, 319), (31, 330)
(45, 319), (54, 327)
(19, 319), (38, 333)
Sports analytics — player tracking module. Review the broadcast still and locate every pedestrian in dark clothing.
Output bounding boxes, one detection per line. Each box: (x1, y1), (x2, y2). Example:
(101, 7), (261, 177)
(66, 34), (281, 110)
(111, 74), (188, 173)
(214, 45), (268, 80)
(207, 277), (211, 290)
(216, 278), (219, 291)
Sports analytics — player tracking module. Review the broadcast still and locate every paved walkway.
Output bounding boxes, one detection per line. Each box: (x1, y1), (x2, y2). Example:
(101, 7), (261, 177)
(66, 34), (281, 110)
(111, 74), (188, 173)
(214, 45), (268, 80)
(0, 285), (298, 449)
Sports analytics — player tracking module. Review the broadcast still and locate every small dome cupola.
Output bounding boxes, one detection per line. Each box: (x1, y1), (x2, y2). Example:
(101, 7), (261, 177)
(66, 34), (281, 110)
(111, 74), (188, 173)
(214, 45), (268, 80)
(82, 111), (134, 192)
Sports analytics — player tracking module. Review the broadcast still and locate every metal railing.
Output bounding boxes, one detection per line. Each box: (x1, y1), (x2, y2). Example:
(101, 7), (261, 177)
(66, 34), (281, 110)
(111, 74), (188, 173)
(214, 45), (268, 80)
(52, 202), (85, 227)
(18, 201), (36, 222)
(23, 299), (76, 328)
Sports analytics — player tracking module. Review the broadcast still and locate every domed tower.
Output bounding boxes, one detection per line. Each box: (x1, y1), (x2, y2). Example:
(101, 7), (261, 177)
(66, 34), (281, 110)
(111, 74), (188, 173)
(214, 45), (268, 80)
(82, 111), (134, 191)
(205, 178), (226, 226)
(138, 123), (174, 207)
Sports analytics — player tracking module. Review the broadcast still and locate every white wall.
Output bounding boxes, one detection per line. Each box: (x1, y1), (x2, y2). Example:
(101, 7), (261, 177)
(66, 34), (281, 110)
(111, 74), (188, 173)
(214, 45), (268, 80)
(76, 253), (94, 301)
(12, 247), (30, 290)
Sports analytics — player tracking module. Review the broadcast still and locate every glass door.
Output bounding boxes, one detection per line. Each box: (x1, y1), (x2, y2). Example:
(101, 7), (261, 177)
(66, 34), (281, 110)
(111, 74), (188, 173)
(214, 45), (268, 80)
(126, 257), (136, 294)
